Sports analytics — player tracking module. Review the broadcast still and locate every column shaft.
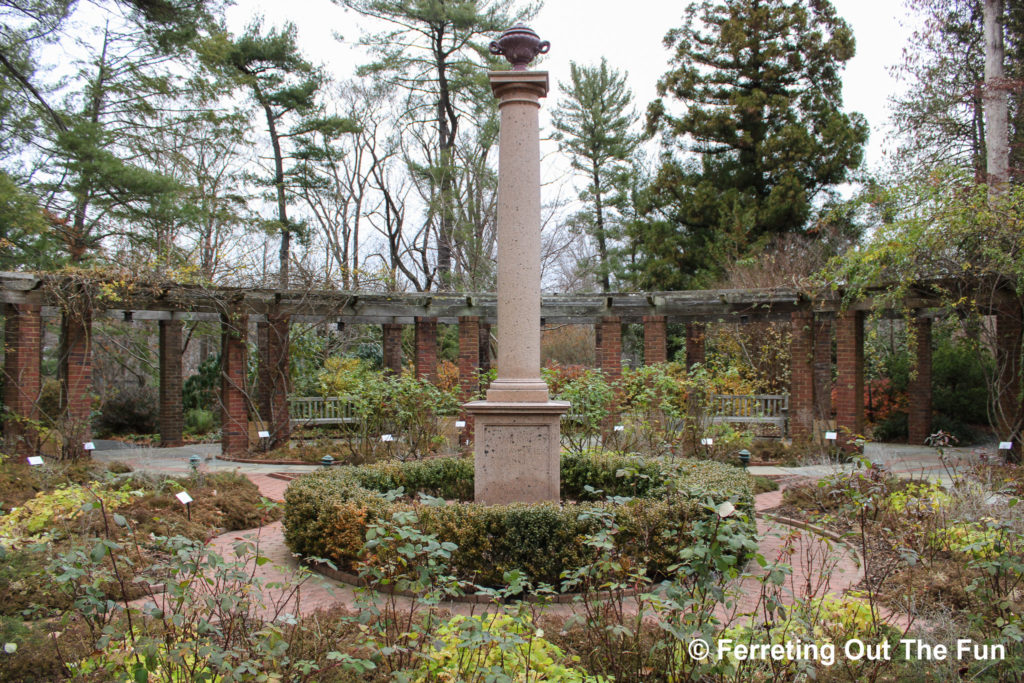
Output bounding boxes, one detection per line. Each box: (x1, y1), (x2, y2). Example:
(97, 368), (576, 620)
(220, 313), (249, 457)
(790, 311), (815, 438)
(908, 317), (933, 444)
(414, 317), (438, 383)
(382, 323), (403, 375)
(596, 316), (622, 381)
(686, 322), (706, 370)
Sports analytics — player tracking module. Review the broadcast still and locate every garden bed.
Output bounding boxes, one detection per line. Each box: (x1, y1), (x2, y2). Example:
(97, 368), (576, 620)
(284, 452), (754, 589)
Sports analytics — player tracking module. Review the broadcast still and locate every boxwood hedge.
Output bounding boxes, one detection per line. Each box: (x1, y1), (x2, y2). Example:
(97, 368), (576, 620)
(283, 452), (753, 588)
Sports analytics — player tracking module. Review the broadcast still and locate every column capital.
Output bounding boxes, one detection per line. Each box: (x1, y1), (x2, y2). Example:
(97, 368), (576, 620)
(489, 71), (549, 102)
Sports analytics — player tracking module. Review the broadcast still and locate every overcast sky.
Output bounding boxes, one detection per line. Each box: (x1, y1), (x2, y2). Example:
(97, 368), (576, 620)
(224, 0), (917, 175)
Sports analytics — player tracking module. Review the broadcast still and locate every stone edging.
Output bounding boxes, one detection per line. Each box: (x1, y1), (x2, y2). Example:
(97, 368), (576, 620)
(214, 455), (320, 466)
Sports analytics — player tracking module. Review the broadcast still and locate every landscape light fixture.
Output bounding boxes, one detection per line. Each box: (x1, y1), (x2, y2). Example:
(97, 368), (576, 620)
(737, 449), (751, 469)
(320, 454), (335, 468)
(189, 454), (201, 473)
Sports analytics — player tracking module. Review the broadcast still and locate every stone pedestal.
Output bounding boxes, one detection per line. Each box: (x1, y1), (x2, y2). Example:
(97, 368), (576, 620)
(467, 401), (566, 504)
(465, 65), (567, 505)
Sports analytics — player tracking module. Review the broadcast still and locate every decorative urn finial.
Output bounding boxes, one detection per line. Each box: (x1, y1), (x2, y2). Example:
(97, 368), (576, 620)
(489, 23), (550, 70)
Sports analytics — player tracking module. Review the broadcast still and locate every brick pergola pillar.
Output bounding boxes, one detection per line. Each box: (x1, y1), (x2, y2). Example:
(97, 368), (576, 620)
(907, 317), (933, 444)
(3, 304), (42, 455)
(220, 313), (249, 457)
(60, 307), (93, 448)
(382, 323), (403, 375)
(789, 310), (815, 438)
(686, 321), (706, 370)
(158, 319), (184, 447)
(478, 322), (492, 374)
(596, 316), (622, 381)
(264, 313), (291, 448)
(458, 316), (481, 443)
(643, 315), (668, 365)
(414, 316), (438, 383)
(813, 315), (833, 422)
(256, 321), (271, 422)
(835, 310), (865, 446)
(996, 304), (1023, 458)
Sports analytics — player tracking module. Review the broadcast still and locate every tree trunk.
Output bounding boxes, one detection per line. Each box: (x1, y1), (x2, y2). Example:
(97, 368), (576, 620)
(984, 0), (1009, 191)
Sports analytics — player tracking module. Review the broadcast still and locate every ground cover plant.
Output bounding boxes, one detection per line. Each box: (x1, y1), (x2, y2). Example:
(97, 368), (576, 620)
(775, 440), (1024, 680)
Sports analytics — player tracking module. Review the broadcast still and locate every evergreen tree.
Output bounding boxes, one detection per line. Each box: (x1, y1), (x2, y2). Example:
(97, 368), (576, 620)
(634, 0), (867, 290)
(338, 0), (537, 290)
(552, 59), (639, 292)
(203, 21), (357, 287)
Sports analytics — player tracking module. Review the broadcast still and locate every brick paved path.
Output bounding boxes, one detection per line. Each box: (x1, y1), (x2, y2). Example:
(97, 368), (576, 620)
(190, 479), (864, 623)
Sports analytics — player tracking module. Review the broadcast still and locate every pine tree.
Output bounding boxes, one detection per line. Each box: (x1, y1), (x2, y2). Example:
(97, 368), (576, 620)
(633, 0), (867, 290)
(338, 0), (537, 290)
(552, 59), (639, 293)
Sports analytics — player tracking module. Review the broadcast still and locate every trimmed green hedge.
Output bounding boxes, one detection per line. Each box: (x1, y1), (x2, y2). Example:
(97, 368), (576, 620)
(283, 452), (753, 588)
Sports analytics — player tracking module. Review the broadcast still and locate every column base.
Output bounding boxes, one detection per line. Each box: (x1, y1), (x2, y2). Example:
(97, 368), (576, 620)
(464, 400), (569, 505)
(485, 378), (550, 403)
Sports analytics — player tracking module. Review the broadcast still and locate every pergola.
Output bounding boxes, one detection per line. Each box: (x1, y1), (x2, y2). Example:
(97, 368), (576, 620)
(2, 270), (1019, 457)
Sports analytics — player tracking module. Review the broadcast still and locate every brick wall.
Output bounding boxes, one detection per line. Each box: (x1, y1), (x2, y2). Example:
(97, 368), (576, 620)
(3, 304), (41, 455)
(643, 315), (667, 365)
(595, 316), (622, 381)
(835, 310), (864, 445)
(220, 313), (249, 456)
(415, 317), (438, 383)
(382, 323), (403, 375)
(789, 310), (815, 438)
(686, 321), (706, 370)
(158, 319), (184, 447)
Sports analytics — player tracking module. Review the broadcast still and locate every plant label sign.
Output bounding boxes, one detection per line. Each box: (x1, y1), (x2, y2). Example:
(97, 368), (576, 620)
(26, 456), (43, 466)
(175, 491), (194, 505)
(381, 434), (395, 442)
(455, 421), (466, 429)
(824, 431), (838, 441)
(701, 438), (713, 446)
(257, 431), (270, 439)
(1000, 441), (1014, 450)
(613, 425), (625, 432)
(83, 442), (95, 451)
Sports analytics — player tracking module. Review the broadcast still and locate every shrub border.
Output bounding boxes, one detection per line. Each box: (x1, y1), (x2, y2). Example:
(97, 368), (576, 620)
(284, 453), (755, 591)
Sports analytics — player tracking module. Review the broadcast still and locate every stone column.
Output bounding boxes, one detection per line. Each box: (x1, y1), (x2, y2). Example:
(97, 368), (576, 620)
(686, 321), (706, 370)
(465, 28), (568, 505)
(158, 319), (184, 447)
(265, 313), (291, 447)
(220, 313), (249, 457)
(643, 315), (668, 365)
(60, 307), (92, 448)
(835, 310), (865, 446)
(382, 323), (403, 375)
(414, 317), (438, 383)
(596, 316), (623, 381)
(813, 314), (834, 422)
(789, 311), (814, 438)
(908, 317), (933, 444)
(3, 304), (42, 455)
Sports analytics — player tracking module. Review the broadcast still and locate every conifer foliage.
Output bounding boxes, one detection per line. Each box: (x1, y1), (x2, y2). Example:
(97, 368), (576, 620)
(633, 0), (868, 289)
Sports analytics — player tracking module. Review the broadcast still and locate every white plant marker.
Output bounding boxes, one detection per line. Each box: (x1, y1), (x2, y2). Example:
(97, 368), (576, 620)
(613, 425), (624, 432)
(83, 442), (95, 451)
(382, 434), (395, 442)
(175, 492), (193, 505)
(257, 431), (270, 439)
(999, 441), (1013, 450)
(455, 421), (467, 429)
(26, 456), (43, 466)
(701, 438), (713, 447)
(824, 431), (838, 441)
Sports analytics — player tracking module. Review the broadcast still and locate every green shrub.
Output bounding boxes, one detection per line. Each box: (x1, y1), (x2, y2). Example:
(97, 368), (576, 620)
(94, 384), (158, 436)
(184, 408), (217, 435)
(283, 454), (754, 588)
(182, 353), (220, 413)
